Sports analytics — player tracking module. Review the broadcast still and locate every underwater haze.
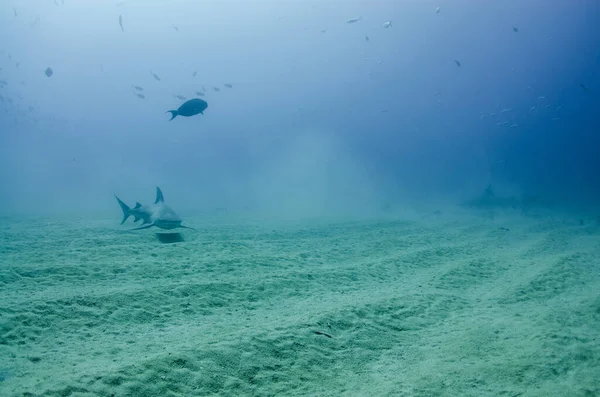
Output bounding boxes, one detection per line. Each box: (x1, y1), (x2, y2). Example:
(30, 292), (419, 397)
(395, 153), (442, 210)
(0, 0), (597, 216)
(1, 1), (600, 396)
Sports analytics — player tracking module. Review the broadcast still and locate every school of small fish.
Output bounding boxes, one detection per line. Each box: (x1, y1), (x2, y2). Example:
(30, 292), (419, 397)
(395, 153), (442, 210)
(0, 2), (590, 129)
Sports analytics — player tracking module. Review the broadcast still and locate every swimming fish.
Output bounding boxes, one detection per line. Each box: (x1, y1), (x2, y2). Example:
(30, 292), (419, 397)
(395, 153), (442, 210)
(174, 95), (187, 101)
(346, 17), (362, 24)
(136, 93), (145, 99)
(192, 71), (197, 77)
(436, 6), (441, 13)
(115, 187), (195, 230)
(212, 87), (220, 92)
(365, 36), (369, 41)
(44, 67), (53, 77)
(224, 83), (233, 88)
(133, 85), (144, 91)
(172, 25), (179, 31)
(195, 91), (205, 96)
(580, 83), (589, 92)
(382, 21), (392, 28)
(512, 25), (519, 32)
(166, 98), (208, 120)
(454, 60), (461, 67)
(119, 15), (124, 32)
(151, 71), (161, 81)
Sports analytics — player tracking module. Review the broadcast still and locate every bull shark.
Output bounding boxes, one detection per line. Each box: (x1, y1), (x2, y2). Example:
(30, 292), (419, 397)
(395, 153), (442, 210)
(114, 187), (195, 230)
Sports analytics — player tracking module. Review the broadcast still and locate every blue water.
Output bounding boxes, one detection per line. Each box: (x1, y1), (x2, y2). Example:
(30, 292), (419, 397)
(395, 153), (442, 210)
(0, 1), (598, 216)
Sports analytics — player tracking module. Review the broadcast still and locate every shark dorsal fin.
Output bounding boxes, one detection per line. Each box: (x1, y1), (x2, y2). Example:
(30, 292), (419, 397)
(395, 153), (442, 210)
(155, 187), (164, 204)
(134, 202), (142, 209)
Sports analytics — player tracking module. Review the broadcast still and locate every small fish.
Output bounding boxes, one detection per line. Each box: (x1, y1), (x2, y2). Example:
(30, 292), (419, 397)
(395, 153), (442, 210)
(119, 15), (124, 32)
(224, 83), (233, 88)
(192, 71), (197, 77)
(346, 17), (362, 24)
(202, 86), (206, 92)
(44, 67), (53, 77)
(498, 227), (510, 232)
(382, 21), (392, 28)
(320, 29), (327, 33)
(133, 85), (144, 91)
(496, 121), (509, 126)
(500, 108), (511, 113)
(454, 60), (461, 67)
(436, 6), (441, 14)
(365, 36), (369, 41)
(13, 8), (17, 17)
(212, 87), (220, 92)
(195, 91), (205, 96)
(175, 95), (187, 101)
(480, 114), (487, 119)
(53, 0), (59, 6)
(580, 83), (589, 92)
(512, 25), (518, 32)
(529, 106), (536, 112)
(509, 124), (518, 128)
(136, 93), (145, 99)
(537, 96), (545, 100)
(172, 25), (179, 32)
(151, 71), (161, 81)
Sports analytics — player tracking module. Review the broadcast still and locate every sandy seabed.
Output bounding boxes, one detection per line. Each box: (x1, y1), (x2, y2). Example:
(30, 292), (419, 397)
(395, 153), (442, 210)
(1, 209), (599, 397)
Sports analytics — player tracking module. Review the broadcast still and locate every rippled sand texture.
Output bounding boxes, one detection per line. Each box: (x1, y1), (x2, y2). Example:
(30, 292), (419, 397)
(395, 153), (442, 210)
(1, 212), (599, 396)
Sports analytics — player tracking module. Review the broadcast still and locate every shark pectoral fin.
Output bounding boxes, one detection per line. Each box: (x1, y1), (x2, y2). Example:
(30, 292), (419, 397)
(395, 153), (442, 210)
(134, 202), (142, 209)
(131, 223), (154, 231)
(178, 225), (196, 230)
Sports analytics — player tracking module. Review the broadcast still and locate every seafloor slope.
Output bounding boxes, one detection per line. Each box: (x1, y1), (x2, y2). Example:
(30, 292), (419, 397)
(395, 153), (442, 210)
(1, 211), (599, 396)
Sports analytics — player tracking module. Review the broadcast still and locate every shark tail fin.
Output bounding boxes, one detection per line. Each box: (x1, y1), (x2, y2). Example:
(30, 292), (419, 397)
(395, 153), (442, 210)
(166, 110), (178, 120)
(114, 194), (131, 225)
